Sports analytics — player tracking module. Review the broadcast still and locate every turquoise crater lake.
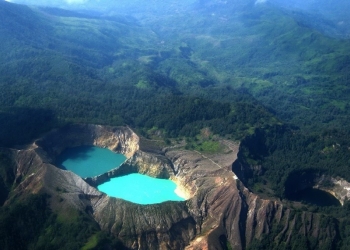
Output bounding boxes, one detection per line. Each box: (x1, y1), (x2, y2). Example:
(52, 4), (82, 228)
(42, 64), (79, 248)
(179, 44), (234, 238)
(56, 146), (126, 178)
(98, 173), (186, 204)
(57, 146), (185, 204)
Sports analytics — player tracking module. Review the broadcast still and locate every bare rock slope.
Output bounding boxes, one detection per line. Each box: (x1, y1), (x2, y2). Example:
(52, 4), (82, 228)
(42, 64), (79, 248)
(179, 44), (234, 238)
(5, 124), (339, 249)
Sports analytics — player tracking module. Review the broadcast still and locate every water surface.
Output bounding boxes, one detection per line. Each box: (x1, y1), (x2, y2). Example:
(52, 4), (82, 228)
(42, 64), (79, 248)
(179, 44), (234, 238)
(289, 188), (341, 207)
(56, 146), (126, 178)
(98, 173), (185, 204)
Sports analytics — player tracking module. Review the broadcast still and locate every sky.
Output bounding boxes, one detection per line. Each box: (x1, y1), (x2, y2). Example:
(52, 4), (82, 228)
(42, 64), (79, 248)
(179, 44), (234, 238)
(5, 0), (87, 4)
(3, 0), (347, 11)
(3, 0), (106, 10)
(3, 0), (350, 23)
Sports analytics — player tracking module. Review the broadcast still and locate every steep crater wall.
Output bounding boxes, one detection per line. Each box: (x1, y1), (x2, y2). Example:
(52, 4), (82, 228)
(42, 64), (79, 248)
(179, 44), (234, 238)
(231, 128), (350, 207)
(35, 124), (139, 159)
(35, 124), (178, 187)
(285, 169), (350, 205)
(11, 124), (198, 249)
(5, 124), (342, 250)
(86, 151), (175, 187)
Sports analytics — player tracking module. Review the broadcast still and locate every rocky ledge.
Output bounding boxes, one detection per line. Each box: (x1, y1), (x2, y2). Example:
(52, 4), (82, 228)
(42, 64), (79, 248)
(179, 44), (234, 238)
(4, 124), (344, 249)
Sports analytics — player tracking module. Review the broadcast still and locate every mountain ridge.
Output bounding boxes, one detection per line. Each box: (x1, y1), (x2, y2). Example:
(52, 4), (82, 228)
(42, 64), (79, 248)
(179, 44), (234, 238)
(1, 124), (343, 249)
(1, 1), (350, 249)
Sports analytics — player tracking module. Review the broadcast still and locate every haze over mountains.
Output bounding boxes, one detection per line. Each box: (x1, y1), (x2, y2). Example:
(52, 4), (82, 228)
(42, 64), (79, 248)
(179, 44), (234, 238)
(1, 0), (350, 249)
(2, 0), (350, 132)
(5, 0), (350, 24)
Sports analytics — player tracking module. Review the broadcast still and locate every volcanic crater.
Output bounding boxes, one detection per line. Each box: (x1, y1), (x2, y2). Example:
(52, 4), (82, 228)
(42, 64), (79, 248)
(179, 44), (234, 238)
(9, 124), (350, 249)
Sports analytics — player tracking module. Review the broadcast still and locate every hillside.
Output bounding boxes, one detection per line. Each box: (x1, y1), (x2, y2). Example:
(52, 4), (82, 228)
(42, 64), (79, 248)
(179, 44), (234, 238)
(0, 0), (280, 147)
(2, 1), (350, 133)
(1, 0), (350, 249)
(135, 0), (350, 132)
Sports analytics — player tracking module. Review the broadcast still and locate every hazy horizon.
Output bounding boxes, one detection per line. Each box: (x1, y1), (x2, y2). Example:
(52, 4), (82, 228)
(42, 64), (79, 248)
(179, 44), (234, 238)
(4, 0), (350, 26)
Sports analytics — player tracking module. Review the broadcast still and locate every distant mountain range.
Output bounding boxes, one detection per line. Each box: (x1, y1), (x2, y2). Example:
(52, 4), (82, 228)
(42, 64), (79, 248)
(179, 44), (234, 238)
(1, 1), (350, 249)
(1, 0), (350, 131)
(6, 0), (350, 34)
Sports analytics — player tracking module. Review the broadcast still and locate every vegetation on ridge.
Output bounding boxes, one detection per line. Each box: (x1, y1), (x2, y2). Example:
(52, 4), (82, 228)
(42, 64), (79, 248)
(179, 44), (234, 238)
(1, 0), (350, 249)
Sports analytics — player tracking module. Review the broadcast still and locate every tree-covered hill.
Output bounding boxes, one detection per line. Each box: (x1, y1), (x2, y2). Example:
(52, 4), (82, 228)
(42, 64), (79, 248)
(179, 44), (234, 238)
(0, 1), (281, 147)
(2, 0), (350, 135)
(1, 1), (350, 248)
(1, 0), (349, 189)
(269, 0), (350, 37)
(138, 0), (350, 132)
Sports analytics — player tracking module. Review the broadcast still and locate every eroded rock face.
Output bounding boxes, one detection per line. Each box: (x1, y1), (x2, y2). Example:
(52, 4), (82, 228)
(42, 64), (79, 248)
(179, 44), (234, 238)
(35, 124), (139, 159)
(320, 176), (350, 205)
(86, 151), (175, 187)
(164, 149), (338, 250)
(4, 125), (341, 250)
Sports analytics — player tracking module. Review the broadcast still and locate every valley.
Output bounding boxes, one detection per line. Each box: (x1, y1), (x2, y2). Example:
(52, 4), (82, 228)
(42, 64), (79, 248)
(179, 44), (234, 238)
(1, 0), (350, 249)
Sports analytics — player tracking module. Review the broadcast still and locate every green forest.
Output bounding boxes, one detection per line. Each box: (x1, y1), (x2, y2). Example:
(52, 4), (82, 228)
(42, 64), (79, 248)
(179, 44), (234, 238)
(1, 0), (350, 249)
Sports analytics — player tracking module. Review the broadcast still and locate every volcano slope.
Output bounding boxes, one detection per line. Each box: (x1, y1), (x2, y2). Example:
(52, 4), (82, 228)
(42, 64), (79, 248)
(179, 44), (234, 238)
(0, 124), (341, 250)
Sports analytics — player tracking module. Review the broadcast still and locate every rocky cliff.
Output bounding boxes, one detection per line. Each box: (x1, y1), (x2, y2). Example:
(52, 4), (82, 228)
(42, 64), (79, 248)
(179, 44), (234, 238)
(1, 124), (342, 249)
(284, 170), (350, 205)
(35, 124), (139, 158)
